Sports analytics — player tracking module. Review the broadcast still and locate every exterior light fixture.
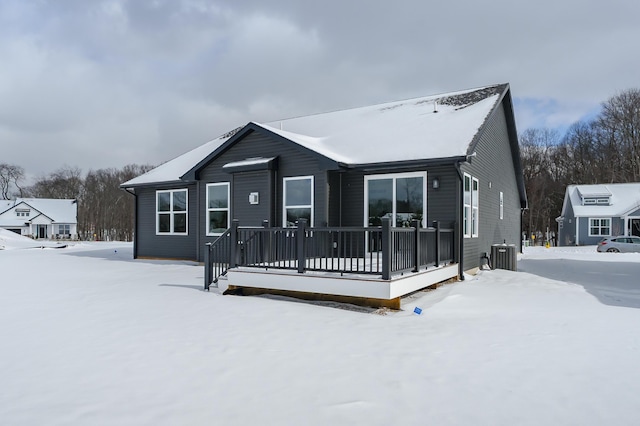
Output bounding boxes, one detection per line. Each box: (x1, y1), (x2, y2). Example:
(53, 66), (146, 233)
(432, 177), (440, 189)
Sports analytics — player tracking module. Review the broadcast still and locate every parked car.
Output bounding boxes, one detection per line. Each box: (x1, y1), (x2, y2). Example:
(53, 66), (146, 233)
(596, 236), (640, 253)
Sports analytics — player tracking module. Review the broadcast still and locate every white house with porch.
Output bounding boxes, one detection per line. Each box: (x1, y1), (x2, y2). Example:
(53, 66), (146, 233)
(0, 198), (78, 239)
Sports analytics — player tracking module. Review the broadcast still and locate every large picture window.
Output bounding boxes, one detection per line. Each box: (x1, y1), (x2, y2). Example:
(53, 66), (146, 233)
(365, 172), (426, 228)
(206, 183), (230, 235)
(157, 189), (188, 235)
(589, 218), (611, 236)
(283, 176), (313, 227)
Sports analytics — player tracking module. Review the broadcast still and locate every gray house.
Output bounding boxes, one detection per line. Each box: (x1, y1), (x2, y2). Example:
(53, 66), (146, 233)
(557, 183), (640, 246)
(122, 84), (526, 307)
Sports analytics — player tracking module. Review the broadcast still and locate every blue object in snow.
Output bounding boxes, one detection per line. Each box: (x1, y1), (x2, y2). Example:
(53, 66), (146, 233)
(413, 307), (422, 315)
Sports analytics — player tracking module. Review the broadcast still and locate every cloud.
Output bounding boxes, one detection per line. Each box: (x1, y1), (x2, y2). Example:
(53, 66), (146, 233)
(1, 0), (639, 180)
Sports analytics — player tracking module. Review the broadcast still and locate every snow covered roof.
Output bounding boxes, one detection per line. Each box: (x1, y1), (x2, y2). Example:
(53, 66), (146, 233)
(0, 198), (77, 226)
(565, 183), (640, 217)
(122, 84), (509, 187)
(576, 185), (612, 198)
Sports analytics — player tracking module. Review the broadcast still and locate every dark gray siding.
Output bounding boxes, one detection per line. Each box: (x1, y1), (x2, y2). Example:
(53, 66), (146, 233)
(461, 103), (522, 269)
(231, 170), (273, 227)
(134, 184), (198, 260)
(337, 165), (458, 228)
(197, 129), (331, 261)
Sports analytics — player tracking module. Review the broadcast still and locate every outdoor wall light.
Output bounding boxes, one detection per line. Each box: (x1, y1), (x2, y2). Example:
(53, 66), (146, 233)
(432, 177), (440, 190)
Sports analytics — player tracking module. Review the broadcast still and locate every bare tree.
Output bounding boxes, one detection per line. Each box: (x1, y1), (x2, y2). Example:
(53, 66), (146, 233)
(0, 163), (25, 199)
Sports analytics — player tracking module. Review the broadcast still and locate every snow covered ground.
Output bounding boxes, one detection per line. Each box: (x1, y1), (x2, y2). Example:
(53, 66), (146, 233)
(1, 232), (639, 425)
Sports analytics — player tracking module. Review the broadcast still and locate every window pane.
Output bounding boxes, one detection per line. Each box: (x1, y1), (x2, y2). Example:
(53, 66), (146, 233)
(209, 211), (228, 234)
(285, 179), (312, 206)
(158, 214), (171, 232)
(286, 208), (311, 227)
(368, 179), (393, 226)
(208, 185), (228, 209)
(396, 177), (423, 226)
(464, 176), (471, 205)
(173, 190), (187, 212)
(158, 192), (171, 212)
(174, 213), (187, 233)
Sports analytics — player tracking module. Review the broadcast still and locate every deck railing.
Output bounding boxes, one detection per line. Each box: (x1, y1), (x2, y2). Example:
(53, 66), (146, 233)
(204, 218), (456, 290)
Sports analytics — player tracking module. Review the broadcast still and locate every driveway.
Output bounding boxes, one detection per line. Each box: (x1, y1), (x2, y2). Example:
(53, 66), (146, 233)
(518, 257), (640, 309)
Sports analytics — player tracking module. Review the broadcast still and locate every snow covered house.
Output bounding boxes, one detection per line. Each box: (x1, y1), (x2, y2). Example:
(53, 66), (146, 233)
(556, 183), (640, 246)
(0, 198), (78, 239)
(122, 83), (526, 307)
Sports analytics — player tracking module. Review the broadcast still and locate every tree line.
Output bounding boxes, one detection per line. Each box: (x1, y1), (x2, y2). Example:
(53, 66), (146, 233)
(520, 88), (640, 239)
(0, 164), (153, 241)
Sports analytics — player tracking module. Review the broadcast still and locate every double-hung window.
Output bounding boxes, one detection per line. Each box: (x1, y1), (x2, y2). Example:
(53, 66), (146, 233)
(58, 224), (70, 235)
(283, 176), (313, 227)
(471, 177), (479, 237)
(463, 173), (479, 238)
(589, 218), (610, 236)
(157, 189), (188, 235)
(206, 183), (230, 235)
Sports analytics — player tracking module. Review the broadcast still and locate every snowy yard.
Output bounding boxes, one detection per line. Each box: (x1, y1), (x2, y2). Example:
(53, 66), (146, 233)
(1, 230), (640, 425)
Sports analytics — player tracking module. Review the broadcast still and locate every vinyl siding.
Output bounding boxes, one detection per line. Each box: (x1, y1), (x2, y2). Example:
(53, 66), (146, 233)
(460, 103), (521, 269)
(134, 184), (198, 260)
(197, 129), (331, 261)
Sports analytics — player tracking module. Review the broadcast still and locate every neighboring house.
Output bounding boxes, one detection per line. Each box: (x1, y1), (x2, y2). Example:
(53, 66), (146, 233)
(0, 198), (78, 239)
(557, 183), (640, 246)
(122, 83), (527, 307)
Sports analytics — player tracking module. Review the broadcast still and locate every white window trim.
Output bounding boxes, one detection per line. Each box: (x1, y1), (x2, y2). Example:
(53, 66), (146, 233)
(363, 171), (427, 228)
(283, 176), (314, 227)
(463, 173), (471, 238)
(156, 189), (188, 235)
(472, 177), (479, 238)
(205, 183), (230, 236)
(588, 217), (611, 237)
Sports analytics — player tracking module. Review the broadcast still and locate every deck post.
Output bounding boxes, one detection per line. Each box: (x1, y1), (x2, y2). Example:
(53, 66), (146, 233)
(261, 220), (269, 264)
(382, 217), (391, 280)
(296, 219), (307, 273)
(204, 242), (212, 290)
(230, 219), (239, 268)
(412, 219), (420, 272)
(434, 220), (440, 267)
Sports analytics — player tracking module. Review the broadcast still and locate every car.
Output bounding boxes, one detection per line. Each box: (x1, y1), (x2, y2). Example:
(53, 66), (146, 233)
(596, 236), (640, 253)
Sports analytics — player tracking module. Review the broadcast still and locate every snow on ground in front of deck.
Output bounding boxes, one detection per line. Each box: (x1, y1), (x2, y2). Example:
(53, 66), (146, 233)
(1, 242), (640, 425)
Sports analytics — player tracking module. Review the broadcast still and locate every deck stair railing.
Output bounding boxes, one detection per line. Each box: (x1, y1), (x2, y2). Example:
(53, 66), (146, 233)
(204, 218), (455, 290)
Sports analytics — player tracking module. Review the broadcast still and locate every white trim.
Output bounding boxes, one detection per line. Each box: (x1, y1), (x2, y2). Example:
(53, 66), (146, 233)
(499, 191), (504, 220)
(463, 173), (471, 238)
(588, 217), (611, 237)
(471, 177), (479, 237)
(227, 264), (458, 300)
(156, 189), (189, 235)
(205, 182), (230, 236)
(363, 171), (427, 228)
(283, 175), (314, 227)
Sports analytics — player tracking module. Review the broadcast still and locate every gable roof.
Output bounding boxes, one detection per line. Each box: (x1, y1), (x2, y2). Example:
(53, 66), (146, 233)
(0, 198), (77, 226)
(562, 183), (640, 217)
(122, 84), (511, 187)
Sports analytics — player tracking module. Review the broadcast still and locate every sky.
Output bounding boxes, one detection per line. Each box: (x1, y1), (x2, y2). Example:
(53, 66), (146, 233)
(1, 0), (639, 181)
